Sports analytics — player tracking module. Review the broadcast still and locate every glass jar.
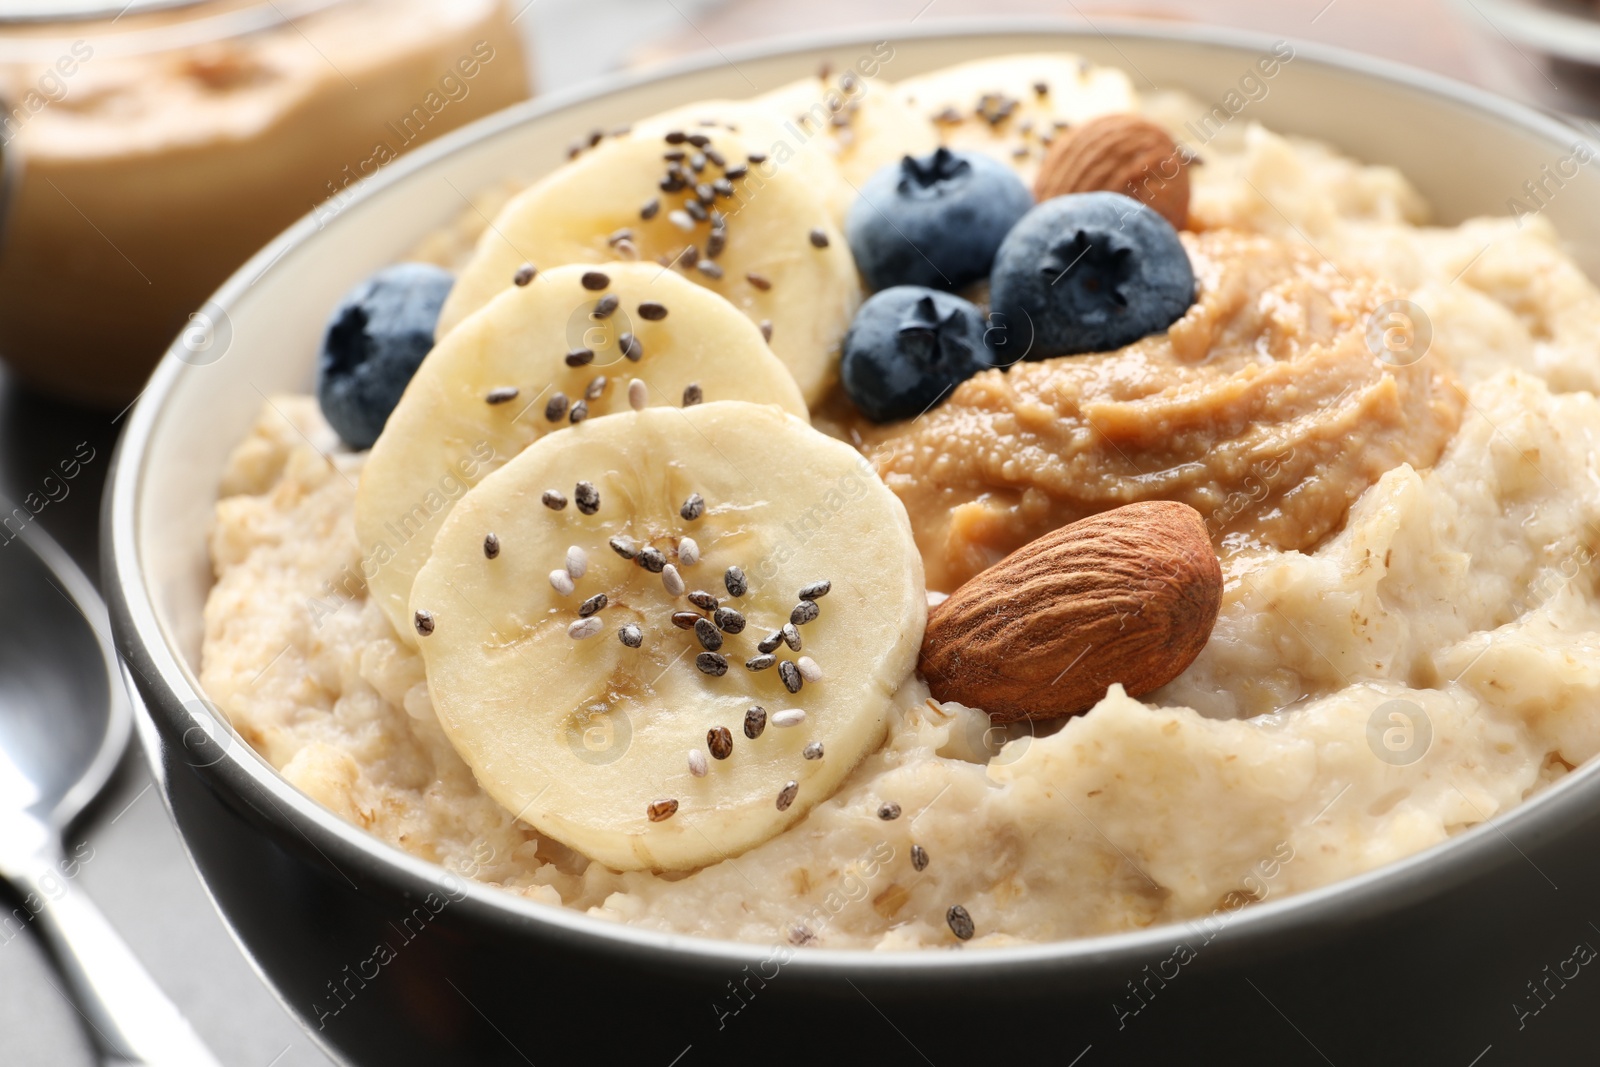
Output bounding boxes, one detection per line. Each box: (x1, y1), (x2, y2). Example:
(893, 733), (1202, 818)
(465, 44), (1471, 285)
(0, 0), (530, 407)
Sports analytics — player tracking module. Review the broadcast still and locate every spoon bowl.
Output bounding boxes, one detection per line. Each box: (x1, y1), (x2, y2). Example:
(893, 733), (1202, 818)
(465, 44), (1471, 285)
(0, 521), (126, 836)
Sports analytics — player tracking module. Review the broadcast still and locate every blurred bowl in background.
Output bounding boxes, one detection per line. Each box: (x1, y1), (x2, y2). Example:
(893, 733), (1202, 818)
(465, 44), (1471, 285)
(1452, 0), (1600, 68)
(0, 0), (531, 408)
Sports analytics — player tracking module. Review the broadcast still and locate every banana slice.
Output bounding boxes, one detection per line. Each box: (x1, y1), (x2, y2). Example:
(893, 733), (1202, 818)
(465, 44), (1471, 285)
(358, 263), (806, 645)
(409, 401), (925, 872)
(755, 72), (938, 217)
(635, 99), (844, 213)
(435, 122), (860, 405)
(895, 53), (1138, 184)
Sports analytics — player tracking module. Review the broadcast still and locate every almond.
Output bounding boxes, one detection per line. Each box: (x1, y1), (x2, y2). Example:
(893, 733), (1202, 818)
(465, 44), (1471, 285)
(918, 501), (1221, 723)
(1033, 114), (1191, 230)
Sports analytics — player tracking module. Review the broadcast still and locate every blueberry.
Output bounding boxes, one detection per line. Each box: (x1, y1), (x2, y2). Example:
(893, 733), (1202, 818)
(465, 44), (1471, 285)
(845, 147), (1033, 293)
(840, 286), (993, 423)
(316, 263), (454, 449)
(988, 191), (1194, 362)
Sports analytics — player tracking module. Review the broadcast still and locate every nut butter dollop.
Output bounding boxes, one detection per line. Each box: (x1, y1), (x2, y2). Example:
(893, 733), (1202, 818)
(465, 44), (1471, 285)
(837, 230), (1464, 593)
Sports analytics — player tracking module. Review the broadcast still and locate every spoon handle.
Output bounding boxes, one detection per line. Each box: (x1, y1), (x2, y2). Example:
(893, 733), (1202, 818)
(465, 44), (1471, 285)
(8, 850), (223, 1067)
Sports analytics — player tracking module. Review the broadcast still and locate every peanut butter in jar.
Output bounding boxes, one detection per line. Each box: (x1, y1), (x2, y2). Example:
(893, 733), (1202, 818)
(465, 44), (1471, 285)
(0, 0), (531, 407)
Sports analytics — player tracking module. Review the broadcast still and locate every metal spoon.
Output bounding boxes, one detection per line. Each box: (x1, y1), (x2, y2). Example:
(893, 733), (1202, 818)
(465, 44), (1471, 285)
(0, 521), (220, 1066)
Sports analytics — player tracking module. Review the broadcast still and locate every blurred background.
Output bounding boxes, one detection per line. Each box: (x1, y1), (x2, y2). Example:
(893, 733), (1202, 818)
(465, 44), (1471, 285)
(0, 0), (1596, 1063)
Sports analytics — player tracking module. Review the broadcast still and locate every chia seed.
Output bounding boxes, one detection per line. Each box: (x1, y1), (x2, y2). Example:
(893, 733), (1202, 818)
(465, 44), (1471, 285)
(803, 741), (824, 760)
(483, 533), (500, 559)
(946, 904), (973, 941)
(724, 566), (747, 598)
(808, 228), (830, 249)
(637, 302), (668, 321)
(687, 590), (718, 612)
(790, 600), (820, 626)
(565, 545), (588, 579)
(549, 569), (574, 595)
(580, 270), (610, 291)
(662, 563), (686, 597)
(568, 616), (603, 639)
(608, 535), (638, 560)
(485, 386), (519, 404)
(778, 660), (803, 694)
(574, 481), (600, 515)
(585, 375), (608, 400)
(619, 624), (643, 648)
(628, 378), (647, 410)
(798, 580), (831, 600)
(671, 611), (700, 630)
(578, 592), (607, 617)
(620, 333), (643, 361)
(545, 393), (570, 422)
(878, 802), (901, 821)
(912, 845), (930, 872)
(776, 780), (799, 812)
(566, 348), (595, 367)
(713, 606), (745, 634)
(682, 382), (703, 406)
(782, 623), (802, 652)
(636, 546), (666, 573)
(697, 260), (724, 280)
(694, 617), (723, 652)
(680, 493), (705, 521)
(647, 798), (679, 822)
(513, 263), (536, 286)
(677, 537), (700, 565)
(688, 749), (707, 777)
(593, 293), (620, 318)
(745, 272), (772, 291)
(771, 708), (805, 729)
(569, 400), (589, 424)
(744, 706), (767, 738)
(757, 630), (783, 655)
(745, 653), (775, 672)
(760, 320), (773, 342)
(696, 651), (728, 676)
(542, 489), (568, 511)
(413, 609), (435, 636)
(796, 656), (822, 683)
(641, 198), (661, 220)
(706, 725), (733, 760)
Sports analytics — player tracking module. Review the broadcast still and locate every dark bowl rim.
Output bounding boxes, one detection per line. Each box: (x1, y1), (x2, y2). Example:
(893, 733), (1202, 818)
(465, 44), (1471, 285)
(103, 15), (1600, 982)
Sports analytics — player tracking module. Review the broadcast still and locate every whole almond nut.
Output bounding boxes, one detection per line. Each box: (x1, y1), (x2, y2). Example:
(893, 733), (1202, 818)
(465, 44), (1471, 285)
(918, 501), (1221, 723)
(1034, 114), (1191, 229)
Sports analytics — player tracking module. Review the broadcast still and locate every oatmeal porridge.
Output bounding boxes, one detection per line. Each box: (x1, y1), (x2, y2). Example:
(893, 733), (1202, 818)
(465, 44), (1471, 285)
(201, 51), (1600, 948)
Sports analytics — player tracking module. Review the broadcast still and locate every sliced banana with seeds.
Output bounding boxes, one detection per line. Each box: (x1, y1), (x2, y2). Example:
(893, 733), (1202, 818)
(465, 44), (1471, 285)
(358, 262), (805, 645)
(435, 122), (860, 405)
(895, 53), (1138, 183)
(756, 72), (938, 209)
(410, 401), (925, 872)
